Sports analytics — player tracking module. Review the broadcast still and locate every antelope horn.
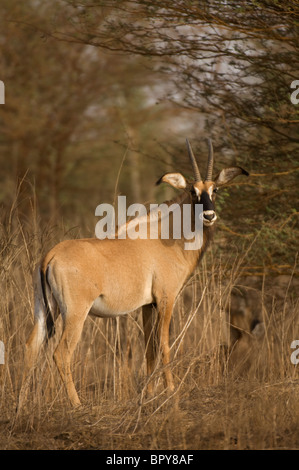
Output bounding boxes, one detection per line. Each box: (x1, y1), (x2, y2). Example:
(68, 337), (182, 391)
(186, 139), (201, 182)
(205, 138), (214, 181)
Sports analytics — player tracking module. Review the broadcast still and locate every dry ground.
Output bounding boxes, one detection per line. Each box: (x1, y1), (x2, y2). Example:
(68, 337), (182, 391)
(1, 367), (299, 450)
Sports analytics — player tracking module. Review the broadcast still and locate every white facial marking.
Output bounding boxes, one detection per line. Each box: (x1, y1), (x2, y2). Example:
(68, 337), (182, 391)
(202, 210), (217, 226)
(194, 187), (200, 197)
(208, 186), (214, 199)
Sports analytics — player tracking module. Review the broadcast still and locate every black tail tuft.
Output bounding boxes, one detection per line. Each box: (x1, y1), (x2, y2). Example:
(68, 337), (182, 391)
(40, 267), (55, 340)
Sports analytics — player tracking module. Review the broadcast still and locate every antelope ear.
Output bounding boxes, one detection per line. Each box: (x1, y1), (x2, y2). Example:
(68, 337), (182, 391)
(156, 172), (187, 189)
(214, 167), (249, 187)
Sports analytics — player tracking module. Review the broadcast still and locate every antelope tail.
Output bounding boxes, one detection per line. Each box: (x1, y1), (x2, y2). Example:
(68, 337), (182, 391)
(39, 267), (56, 340)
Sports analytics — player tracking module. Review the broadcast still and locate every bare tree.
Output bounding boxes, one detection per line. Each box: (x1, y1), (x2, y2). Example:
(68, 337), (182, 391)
(42, 0), (299, 275)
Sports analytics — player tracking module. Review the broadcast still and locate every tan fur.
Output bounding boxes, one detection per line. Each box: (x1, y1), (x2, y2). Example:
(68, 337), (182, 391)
(18, 152), (248, 408)
(20, 212), (210, 407)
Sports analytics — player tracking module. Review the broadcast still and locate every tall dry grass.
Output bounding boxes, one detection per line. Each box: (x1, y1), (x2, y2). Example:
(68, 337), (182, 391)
(0, 187), (298, 449)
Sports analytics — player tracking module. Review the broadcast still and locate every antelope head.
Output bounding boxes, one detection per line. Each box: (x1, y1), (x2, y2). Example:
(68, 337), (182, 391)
(157, 138), (249, 227)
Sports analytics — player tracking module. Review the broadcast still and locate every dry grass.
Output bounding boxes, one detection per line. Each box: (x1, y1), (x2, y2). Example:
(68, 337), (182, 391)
(0, 197), (298, 450)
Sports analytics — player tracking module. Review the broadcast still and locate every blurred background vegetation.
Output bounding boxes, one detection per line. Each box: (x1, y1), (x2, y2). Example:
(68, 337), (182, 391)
(0, 0), (298, 276)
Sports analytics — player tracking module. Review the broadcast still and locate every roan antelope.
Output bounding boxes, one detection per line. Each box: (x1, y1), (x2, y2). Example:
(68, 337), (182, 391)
(18, 139), (248, 408)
